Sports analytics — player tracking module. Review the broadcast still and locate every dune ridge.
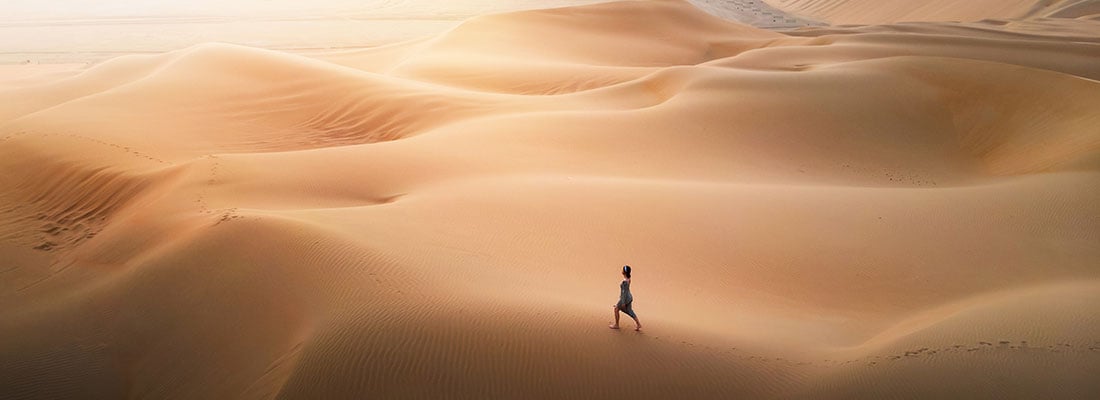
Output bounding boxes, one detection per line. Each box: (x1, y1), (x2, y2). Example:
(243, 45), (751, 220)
(2, 0), (1099, 398)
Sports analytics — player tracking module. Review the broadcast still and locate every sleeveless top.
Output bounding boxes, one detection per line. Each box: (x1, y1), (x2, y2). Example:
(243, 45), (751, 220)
(619, 279), (633, 304)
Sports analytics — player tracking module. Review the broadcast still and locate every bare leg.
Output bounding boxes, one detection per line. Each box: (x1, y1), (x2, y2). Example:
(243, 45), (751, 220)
(632, 316), (642, 331)
(609, 305), (621, 329)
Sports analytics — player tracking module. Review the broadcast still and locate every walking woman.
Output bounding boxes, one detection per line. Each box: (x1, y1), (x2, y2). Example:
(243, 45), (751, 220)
(610, 265), (642, 331)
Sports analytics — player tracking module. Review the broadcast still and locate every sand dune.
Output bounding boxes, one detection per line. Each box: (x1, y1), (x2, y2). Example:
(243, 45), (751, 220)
(2, 0), (1099, 398)
(767, 0), (1045, 24)
(1036, 0), (1100, 18)
(768, 0), (1100, 24)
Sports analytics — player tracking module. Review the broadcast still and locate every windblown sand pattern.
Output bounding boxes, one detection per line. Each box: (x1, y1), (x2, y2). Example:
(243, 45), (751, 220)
(2, 0), (1099, 398)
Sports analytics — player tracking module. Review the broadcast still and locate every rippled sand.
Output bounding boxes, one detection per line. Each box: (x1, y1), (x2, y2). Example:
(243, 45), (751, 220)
(2, 1), (1099, 398)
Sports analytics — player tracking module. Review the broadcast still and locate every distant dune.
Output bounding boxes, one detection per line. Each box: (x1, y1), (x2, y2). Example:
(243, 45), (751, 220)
(766, 0), (1085, 24)
(1, 0), (1099, 398)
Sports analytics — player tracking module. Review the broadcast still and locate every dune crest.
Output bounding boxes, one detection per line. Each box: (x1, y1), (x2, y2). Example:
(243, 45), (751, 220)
(2, 0), (1099, 398)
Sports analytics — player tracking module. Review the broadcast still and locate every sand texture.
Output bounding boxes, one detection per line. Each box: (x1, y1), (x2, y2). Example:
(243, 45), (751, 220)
(2, 0), (1100, 398)
(766, 0), (1092, 24)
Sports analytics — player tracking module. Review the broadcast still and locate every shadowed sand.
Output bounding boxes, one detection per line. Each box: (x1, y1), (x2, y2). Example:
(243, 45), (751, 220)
(1, 0), (1100, 398)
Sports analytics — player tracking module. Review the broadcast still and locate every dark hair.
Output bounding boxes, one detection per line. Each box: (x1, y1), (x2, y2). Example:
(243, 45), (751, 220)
(622, 265), (631, 278)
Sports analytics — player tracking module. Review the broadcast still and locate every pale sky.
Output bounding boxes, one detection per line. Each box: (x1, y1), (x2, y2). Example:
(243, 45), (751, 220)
(0, 1), (608, 63)
(0, 0), (603, 20)
(0, 1), (799, 64)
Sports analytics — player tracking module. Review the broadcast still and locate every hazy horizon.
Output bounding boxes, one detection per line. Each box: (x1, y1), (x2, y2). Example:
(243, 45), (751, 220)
(0, 1), (606, 20)
(0, 0), (606, 64)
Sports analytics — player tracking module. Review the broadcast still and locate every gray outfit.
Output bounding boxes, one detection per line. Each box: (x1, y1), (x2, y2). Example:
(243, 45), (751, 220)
(617, 279), (637, 318)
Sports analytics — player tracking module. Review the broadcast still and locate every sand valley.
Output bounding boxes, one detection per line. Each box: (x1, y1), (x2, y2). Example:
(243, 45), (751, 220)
(2, 0), (1099, 398)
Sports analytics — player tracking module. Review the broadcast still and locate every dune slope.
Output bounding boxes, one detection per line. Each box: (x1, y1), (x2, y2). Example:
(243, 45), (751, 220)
(767, 0), (1100, 24)
(767, 0), (1044, 24)
(2, 0), (1099, 398)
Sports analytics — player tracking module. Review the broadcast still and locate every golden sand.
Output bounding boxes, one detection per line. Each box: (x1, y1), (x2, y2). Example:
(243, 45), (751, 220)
(2, 1), (1099, 398)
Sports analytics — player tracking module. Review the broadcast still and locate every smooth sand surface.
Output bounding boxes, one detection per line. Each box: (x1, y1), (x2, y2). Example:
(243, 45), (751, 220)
(2, 0), (1099, 398)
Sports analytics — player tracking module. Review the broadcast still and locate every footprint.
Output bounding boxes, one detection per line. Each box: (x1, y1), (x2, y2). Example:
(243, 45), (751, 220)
(33, 242), (56, 251)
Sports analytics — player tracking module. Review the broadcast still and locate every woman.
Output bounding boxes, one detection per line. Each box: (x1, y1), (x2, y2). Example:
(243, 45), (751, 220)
(610, 265), (642, 331)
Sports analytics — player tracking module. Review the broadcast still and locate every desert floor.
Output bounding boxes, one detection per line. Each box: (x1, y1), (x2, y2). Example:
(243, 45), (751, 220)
(2, 0), (1099, 398)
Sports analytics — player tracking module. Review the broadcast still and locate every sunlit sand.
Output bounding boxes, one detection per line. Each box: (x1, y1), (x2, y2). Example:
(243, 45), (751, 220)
(2, 0), (1099, 398)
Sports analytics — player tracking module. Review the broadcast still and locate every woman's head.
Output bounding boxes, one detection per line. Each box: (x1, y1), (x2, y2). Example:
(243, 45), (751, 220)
(622, 265), (631, 278)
